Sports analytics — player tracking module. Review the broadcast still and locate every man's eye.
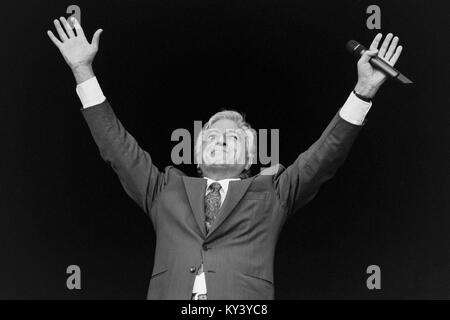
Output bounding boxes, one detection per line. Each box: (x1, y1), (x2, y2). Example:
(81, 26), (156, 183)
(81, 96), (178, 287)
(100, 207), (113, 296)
(226, 134), (238, 141)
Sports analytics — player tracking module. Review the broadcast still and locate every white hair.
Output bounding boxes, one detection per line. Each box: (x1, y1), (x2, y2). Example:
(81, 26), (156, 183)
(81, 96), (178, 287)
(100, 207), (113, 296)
(195, 110), (257, 173)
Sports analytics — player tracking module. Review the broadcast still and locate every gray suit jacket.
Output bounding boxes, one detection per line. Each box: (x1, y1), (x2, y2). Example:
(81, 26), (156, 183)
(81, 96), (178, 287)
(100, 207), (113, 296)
(81, 100), (363, 299)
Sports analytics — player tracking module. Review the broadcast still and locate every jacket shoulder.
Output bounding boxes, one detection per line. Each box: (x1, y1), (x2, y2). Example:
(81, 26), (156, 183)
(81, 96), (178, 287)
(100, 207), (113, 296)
(255, 164), (285, 178)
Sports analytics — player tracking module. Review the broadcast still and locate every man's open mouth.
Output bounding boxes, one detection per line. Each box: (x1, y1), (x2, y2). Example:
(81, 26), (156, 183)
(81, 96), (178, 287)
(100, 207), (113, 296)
(210, 148), (228, 157)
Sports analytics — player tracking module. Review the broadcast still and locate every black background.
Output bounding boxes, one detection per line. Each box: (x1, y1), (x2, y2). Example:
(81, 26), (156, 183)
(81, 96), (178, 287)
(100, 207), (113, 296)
(1, 0), (449, 299)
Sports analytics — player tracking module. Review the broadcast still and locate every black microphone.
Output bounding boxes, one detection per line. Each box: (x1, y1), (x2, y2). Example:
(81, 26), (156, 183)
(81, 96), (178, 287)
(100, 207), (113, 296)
(346, 40), (413, 84)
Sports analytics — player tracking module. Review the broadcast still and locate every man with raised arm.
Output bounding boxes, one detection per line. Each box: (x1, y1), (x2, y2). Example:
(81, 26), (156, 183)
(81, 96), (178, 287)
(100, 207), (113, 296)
(47, 16), (403, 299)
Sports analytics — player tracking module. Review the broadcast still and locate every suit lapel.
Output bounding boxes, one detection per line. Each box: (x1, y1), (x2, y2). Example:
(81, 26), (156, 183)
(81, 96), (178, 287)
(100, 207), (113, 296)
(182, 176), (207, 238)
(206, 177), (253, 239)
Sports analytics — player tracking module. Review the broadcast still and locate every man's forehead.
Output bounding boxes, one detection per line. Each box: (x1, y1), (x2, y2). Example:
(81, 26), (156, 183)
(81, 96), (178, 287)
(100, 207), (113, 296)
(209, 118), (239, 130)
(204, 127), (245, 135)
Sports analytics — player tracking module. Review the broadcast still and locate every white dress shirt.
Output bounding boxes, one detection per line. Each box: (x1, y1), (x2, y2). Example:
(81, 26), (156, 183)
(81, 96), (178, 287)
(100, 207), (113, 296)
(76, 76), (373, 296)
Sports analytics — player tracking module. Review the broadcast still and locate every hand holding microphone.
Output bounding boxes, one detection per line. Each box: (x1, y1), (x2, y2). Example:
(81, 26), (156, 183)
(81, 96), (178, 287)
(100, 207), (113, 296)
(348, 33), (411, 100)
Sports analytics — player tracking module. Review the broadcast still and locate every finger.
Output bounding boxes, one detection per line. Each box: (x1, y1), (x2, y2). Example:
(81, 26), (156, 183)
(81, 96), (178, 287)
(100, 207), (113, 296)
(60, 16), (75, 38)
(385, 36), (399, 61)
(47, 30), (62, 48)
(91, 29), (103, 49)
(359, 49), (378, 64)
(378, 33), (393, 57)
(71, 17), (85, 38)
(389, 46), (403, 66)
(369, 33), (383, 50)
(53, 19), (68, 42)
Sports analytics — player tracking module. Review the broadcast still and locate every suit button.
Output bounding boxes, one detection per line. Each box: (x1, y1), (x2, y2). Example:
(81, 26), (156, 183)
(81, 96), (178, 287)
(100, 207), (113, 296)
(189, 266), (196, 273)
(202, 244), (209, 251)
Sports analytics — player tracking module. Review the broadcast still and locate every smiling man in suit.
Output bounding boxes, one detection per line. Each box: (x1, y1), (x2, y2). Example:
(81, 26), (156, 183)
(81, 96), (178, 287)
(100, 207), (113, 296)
(47, 16), (403, 299)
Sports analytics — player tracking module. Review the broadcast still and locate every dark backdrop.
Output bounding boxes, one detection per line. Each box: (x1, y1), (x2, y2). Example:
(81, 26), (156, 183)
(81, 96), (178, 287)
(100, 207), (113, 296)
(1, 0), (449, 299)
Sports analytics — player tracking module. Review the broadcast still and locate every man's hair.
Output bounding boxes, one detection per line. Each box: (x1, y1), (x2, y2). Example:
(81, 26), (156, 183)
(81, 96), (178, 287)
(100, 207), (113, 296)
(195, 109), (257, 179)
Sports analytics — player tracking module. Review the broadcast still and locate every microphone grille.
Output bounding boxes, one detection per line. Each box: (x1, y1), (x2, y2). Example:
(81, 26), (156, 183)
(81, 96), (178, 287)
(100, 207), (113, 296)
(346, 40), (366, 56)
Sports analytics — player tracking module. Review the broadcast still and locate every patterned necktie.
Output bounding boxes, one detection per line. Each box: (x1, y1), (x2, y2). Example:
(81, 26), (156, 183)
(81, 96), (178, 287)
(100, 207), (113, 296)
(204, 182), (222, 234)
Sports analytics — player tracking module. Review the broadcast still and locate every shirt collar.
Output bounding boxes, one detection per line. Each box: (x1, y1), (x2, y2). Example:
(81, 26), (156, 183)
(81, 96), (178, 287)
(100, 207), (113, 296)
(204, 177), (241, 194)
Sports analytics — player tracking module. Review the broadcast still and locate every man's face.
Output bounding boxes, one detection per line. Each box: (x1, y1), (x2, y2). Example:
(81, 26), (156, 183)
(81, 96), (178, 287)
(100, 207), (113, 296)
(199, 118), (248, 177)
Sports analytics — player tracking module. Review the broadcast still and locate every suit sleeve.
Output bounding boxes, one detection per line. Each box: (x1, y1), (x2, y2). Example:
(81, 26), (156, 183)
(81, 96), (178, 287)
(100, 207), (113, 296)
(273, 111), (364, 216)
(80, 100), (165, 219)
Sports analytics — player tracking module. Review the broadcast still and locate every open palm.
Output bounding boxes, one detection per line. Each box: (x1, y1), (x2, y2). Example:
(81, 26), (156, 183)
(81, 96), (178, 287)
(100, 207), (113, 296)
(47, 17), (102, 69)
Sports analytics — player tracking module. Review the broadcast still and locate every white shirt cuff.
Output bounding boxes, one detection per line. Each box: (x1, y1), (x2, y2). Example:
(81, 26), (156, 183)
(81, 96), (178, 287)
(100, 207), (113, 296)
(339, 91), (372, 125)
(75, 76), (106, 108)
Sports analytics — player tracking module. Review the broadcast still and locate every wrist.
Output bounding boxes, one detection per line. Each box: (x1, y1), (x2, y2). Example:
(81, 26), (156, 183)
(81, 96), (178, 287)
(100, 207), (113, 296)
(354, 81), (379, 100)
(72, 64), (95, 85)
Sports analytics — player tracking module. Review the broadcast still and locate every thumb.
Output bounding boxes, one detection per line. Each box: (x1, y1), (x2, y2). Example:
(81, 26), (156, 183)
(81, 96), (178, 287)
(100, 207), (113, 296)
(91, 29), (103, 49)
(359, 49), (378, 64)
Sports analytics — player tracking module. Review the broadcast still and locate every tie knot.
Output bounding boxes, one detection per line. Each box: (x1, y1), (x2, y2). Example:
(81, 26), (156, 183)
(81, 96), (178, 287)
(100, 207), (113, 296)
(209, 182), (222, 192)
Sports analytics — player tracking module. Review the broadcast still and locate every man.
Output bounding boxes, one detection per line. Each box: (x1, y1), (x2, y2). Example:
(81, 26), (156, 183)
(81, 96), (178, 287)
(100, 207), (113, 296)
(47, 16), (403, 299)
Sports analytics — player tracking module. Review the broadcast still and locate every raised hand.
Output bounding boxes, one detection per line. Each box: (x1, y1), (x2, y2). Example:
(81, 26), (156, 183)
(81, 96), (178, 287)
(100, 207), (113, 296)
(47, 17), (103, 83)
(354, 33), (403, 99)
(47, 16), (103, 69)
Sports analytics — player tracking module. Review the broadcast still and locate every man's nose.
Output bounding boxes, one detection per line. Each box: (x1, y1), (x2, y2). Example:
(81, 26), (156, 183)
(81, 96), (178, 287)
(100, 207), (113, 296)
(215, 133), (227, 145)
